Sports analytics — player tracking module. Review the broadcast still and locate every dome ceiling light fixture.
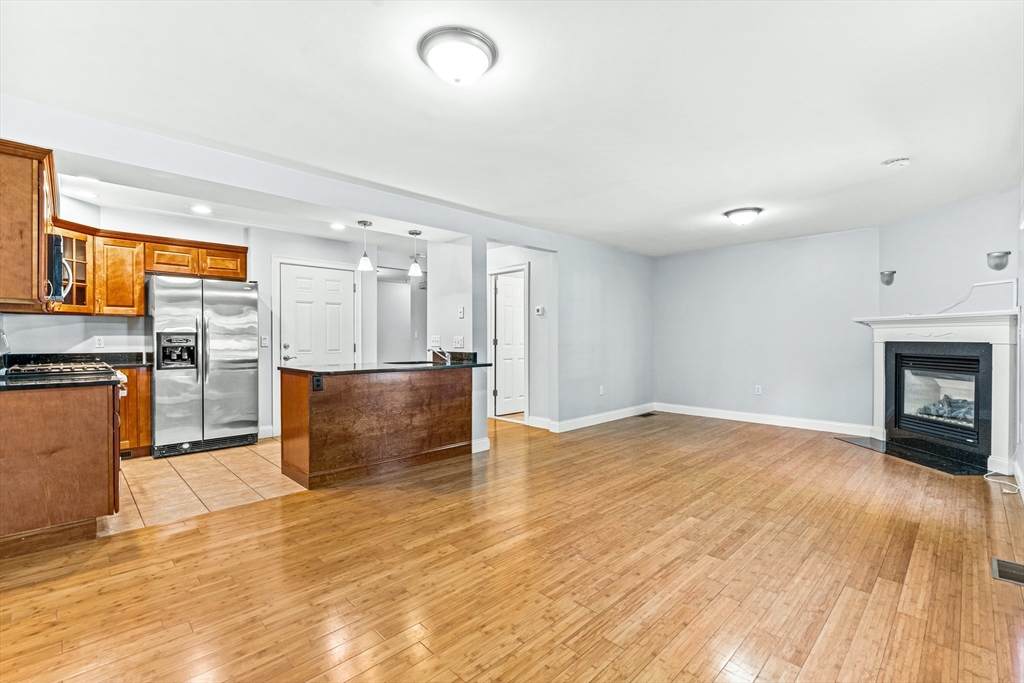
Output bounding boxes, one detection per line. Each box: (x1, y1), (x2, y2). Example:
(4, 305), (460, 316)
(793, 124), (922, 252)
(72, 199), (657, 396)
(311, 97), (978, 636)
(418, 26), (497, 86)
(724, 207), (762, 226)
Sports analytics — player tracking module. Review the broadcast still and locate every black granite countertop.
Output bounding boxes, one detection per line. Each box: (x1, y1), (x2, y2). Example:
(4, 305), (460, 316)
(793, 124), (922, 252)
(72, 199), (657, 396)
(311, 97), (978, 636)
(3, 352), (151, 369)
(279, 361), (491, 376)
(0, 376), (120, 392)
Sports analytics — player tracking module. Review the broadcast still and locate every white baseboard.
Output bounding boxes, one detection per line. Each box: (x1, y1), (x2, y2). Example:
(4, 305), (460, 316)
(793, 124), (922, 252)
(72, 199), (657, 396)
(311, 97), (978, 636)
(472, 437), (490, 453)
(525, 415), (554, 430)
(1013, 446), (1023, 503)
(258, 425), (276, 440)
(652, 403), (874, 437)
(549, 403), (657, 433)
(870, 427), (886, 441)
(988, 456), (1012, 476)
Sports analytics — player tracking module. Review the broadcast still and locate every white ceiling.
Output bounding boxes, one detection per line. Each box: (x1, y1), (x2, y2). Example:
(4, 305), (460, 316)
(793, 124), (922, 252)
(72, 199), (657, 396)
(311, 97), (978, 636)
(2, 1), (1021, 256)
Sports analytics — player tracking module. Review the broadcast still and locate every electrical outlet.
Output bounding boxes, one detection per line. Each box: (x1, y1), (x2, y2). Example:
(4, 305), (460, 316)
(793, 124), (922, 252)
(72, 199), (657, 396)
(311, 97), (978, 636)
(94, 336), (105, 349)
(754, 385), (762, 395)
(260, 335), (269, 348)
(453, 336), (465, 349)
(599, 385), (604, 396)
(429, 335), (440, 347)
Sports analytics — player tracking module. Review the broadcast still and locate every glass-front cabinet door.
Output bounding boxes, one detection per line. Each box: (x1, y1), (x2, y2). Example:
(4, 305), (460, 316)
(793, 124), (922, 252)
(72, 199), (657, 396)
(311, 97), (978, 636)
(50, 226), (93, 314)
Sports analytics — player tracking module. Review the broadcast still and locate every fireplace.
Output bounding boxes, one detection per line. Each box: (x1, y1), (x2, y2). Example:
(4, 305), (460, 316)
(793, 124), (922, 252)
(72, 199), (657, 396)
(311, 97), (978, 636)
(885, 342), (991, 469)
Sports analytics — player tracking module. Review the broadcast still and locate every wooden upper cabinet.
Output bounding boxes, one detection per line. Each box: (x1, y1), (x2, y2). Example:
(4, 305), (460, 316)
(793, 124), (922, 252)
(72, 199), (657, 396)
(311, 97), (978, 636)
(49, 224), (94, 315)
(145, 242), (199, 275)
(94, 237), (145, 316)
(0, 140), (55, 313)
(199, 248), (247, 280)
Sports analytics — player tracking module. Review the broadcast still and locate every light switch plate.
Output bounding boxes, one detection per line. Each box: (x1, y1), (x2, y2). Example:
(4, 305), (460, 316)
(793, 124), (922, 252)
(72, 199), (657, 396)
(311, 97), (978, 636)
(453, 336), (465, 349)
(94, 336), (105, 349)
(429, 335), (441, 348)
(260, 335), (269, 348)
(458, 306), (465, 319)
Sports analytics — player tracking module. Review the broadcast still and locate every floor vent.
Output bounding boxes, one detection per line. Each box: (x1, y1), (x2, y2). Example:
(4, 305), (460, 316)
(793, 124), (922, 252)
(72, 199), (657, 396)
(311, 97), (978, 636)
(991, 558), (1024, 586)
(636, 412), (658, 418)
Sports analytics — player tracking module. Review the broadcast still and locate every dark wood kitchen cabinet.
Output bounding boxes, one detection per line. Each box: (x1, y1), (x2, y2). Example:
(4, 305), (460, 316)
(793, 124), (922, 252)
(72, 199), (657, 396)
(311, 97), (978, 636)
(94, 236), (145, 316)
(118, 366), (152, 457)
(0, 384), (119, 558)
(0, 140), (56, 313)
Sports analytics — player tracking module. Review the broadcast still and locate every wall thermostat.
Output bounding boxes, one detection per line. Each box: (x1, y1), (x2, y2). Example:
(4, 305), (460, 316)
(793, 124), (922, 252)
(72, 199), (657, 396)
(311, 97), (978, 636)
(535, 306), (545, 316)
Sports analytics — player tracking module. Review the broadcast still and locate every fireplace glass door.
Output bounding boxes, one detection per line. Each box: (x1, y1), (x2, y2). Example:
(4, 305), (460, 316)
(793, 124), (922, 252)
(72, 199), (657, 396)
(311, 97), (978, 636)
(902, 368), (976, 430)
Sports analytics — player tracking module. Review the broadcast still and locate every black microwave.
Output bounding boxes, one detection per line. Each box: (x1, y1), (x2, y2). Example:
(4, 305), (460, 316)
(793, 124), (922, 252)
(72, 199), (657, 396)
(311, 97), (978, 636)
(45, 233), (66, 302)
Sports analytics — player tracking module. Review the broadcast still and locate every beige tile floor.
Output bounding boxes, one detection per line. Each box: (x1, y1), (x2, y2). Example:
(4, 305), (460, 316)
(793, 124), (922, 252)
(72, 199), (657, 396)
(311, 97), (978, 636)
(98, 437), (306, 536)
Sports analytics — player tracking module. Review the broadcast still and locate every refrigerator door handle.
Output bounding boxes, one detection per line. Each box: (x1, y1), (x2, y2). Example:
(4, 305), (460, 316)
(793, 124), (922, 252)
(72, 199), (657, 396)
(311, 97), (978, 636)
(195, 316), (202, 382)
(203, 313), (211, 384)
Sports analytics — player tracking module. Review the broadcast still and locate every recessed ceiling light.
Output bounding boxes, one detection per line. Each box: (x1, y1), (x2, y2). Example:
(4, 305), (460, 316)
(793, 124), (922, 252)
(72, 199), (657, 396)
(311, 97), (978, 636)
(69, 189), (99, 199)
(330, 223), (346, 231)
(724, 208), (762, 226)
(190, 205), (212, 215)
(882, 157), (910, 167)
(418, 27), (497, 86)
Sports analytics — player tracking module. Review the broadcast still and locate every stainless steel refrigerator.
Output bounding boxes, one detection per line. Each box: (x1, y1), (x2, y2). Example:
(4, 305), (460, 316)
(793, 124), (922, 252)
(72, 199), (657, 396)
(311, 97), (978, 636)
(146, 275), (259, 457)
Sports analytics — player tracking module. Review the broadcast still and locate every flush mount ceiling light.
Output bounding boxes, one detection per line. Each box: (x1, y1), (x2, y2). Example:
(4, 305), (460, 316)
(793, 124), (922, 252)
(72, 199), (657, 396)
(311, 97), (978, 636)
(724, 207), (762, 226)
(883, 157), (911, 167)
(357, 220), (374, 271)
(418, 26), (497, 86)
(190, 205), (212, 215)
(408, 230), (423, 277)
(330, 223), (346, 231)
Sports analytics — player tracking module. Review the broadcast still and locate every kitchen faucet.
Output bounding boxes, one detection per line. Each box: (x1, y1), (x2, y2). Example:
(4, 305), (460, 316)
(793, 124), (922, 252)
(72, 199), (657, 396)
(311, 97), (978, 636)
(433, 348), (452, 365)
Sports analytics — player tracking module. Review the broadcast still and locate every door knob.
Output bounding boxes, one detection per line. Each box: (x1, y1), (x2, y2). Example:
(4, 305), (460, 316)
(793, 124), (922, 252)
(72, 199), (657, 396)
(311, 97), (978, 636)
(283, 355), (296, 361)
(283, 343), (290, 349)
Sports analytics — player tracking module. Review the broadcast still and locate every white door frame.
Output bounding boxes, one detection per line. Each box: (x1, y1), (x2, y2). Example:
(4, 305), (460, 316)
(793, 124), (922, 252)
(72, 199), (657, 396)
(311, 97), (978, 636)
(271, 255), (362, 436)
(487, 263), (530, 423)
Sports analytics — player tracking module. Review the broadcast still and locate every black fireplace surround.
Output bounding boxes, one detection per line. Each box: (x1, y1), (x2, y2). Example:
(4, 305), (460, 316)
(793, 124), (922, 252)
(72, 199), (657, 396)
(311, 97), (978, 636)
(885, 341), (991, 470)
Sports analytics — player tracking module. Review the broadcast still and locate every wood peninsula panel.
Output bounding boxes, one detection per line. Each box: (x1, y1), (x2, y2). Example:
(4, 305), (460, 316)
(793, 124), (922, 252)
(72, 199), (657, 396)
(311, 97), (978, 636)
(0, 385), (118, 541)
(145, 242), (199, 275)
(199, 248), (247, 280)
(94, 236), (145, 315)
(280, 368), (473, 488)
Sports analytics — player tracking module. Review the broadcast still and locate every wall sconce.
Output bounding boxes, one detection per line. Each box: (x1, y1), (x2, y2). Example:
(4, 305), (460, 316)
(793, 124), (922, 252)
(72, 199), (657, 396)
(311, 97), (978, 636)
(987, 251), (1011, 271)
(880, 271), (896, 286)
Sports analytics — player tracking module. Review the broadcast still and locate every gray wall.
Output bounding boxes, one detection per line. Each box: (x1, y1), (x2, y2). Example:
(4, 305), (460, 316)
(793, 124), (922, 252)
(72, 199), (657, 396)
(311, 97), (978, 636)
(376, 281), (412, 363)
(654, 185), (1022, 430)
(655, 228), (879, 424)
(879, 186), (1020, 316)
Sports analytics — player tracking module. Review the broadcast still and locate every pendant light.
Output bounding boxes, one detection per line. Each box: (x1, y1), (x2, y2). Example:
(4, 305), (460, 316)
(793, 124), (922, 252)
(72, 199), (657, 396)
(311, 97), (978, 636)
(357, 220), (373, 271)
(408, 230), (423, 277)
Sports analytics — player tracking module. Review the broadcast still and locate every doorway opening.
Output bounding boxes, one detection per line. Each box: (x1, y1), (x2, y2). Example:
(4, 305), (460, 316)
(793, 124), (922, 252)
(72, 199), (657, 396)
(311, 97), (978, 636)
(488, 265), (528, 424)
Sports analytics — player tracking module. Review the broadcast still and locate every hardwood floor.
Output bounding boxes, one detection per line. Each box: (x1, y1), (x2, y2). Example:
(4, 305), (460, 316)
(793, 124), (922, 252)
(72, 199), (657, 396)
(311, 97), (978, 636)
(1, 413), (1021, 682)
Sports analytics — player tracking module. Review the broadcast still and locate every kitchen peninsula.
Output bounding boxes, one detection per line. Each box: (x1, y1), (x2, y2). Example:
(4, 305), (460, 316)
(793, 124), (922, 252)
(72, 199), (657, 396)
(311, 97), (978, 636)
(279, 357), (489, 488)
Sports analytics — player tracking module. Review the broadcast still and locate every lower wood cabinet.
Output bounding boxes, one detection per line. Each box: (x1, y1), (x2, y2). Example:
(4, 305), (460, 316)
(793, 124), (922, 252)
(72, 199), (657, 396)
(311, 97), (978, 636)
(94, 237), (145, 316)
(118, 366), (152, 456)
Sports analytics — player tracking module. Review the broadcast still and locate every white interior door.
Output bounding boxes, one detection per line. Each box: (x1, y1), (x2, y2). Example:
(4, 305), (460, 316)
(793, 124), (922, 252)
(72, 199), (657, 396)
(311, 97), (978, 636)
(280, 263), (356, 367)
(495, 272), (525, 415)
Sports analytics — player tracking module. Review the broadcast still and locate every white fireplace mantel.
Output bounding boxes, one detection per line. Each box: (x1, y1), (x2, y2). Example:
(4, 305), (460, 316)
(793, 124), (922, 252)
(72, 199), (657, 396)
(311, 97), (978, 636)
(854, 309), (1019, 475)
